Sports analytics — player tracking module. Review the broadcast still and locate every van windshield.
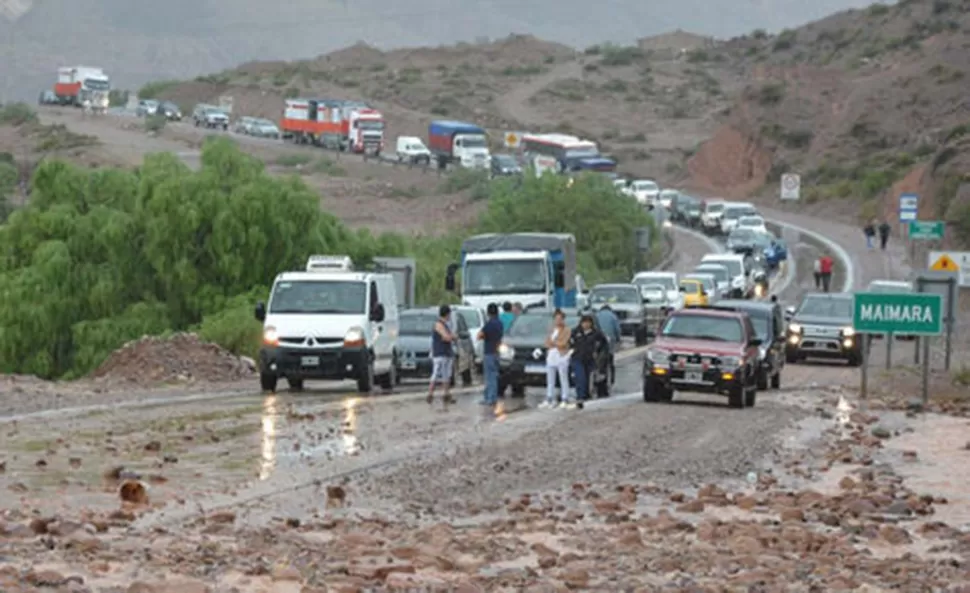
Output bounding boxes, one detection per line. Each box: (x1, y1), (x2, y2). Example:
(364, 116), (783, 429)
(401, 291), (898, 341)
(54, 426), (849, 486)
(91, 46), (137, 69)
(706, 203), (724, 213)
(633, 275), (675, 290)
(269, 280), (367, 314)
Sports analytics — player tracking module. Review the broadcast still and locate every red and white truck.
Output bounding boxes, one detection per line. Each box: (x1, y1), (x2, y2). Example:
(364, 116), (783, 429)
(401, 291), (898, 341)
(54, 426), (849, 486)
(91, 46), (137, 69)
(279, 99), (385, 154)
(53, 66), (111, 111)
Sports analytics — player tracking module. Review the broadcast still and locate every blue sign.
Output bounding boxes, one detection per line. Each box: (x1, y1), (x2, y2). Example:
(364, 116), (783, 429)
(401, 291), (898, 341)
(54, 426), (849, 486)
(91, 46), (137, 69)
(899, 193), (918, 222)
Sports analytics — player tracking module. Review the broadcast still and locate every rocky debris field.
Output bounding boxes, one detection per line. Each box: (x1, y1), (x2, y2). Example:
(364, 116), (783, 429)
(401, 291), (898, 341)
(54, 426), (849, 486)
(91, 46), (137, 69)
(90, 333), (255, 386)
(0, 380), (969, 592)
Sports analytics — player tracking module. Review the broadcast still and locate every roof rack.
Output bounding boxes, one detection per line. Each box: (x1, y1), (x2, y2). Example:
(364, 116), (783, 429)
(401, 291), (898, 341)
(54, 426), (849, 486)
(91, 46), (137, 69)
(306, 255), (354, 272)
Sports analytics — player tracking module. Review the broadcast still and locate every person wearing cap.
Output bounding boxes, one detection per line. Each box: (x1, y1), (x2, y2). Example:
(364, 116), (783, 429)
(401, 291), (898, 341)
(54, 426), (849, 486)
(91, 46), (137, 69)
(569, 313), (607, 410)
(427, 304), (456, 406)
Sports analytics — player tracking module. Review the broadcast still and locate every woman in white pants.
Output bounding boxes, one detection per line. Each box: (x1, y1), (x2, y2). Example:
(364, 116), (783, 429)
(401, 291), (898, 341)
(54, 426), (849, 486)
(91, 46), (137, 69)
(540, 309), (571, 409)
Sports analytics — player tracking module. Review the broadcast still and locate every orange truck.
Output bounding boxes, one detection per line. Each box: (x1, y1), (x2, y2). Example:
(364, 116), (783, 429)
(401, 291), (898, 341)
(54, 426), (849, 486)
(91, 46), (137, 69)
(279, 99), (385, 154)
(54, 66), (111, 109)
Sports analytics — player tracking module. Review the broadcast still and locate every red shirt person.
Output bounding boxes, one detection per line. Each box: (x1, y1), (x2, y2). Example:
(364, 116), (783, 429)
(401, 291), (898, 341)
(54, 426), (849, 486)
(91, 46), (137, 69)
(818, 255), (834, 292)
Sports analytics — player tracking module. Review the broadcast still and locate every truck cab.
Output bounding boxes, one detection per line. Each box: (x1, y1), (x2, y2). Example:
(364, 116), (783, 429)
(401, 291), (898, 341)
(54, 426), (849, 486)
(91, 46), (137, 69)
(446, 233), (577, 311)
(255, 255), (400, 394)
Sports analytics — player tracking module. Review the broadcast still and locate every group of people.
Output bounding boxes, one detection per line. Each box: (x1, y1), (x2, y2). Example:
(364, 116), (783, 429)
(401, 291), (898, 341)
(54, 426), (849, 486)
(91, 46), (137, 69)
(864, 219), (892, 250)
(425, 301), (623, 415)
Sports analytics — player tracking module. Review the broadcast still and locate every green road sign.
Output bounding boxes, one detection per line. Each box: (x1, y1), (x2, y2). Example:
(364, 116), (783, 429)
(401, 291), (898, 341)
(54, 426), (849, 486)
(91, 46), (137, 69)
(908, 220), (944, 240)
(853, 292), (943, 335)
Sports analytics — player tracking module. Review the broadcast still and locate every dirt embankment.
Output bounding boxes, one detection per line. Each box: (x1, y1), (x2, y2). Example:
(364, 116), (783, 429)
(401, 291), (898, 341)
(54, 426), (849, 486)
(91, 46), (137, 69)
(685, 124), (772, 197)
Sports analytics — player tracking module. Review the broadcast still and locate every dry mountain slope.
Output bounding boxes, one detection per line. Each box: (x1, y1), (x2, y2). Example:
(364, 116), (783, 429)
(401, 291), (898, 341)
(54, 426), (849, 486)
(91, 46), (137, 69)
(3, 0), (879, 102)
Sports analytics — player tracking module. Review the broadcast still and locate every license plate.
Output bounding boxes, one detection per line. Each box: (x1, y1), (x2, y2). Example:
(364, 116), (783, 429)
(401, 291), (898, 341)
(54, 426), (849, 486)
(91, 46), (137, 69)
(684, 371), (703, 382)
(524, 364), (545, 374)
(301, 356), (319, 367)
(401, 361), (416, 370)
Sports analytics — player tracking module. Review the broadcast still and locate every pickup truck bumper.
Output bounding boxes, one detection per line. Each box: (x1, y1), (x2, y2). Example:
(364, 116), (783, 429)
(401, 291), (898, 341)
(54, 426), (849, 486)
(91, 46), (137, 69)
(643, 362), (744, 395)
(785, 333), (861, 362)
(259, 345), (368, 381)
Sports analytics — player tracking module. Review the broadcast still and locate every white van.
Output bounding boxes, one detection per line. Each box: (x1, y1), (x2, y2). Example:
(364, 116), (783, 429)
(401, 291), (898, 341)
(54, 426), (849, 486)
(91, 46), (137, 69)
(719, 202), (759, 235)
(701, 253), (751, 298)
(700, 198), (726, 234)
(631, 271), (684, 310)
(255, 255), (400, 393)
(396, 136), (432, 165)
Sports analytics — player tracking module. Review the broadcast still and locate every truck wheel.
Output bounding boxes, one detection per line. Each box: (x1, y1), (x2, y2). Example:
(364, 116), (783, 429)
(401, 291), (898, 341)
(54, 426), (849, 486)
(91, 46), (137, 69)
(770, 370), (781, 389)
(260, 373), (278, 393)
(357, 362), (374, 393)
(287, 378), (304, 392)
(785, 351), (798, 364)
(756, 369), (768, 390)
(847, 354), (862, 367)
(642, 379), (671, 403)
(511, 383), (526, 398)
(635, 326), (648, 346)
(745, 386), (757, 408)
(461, 368), (473, 386)
(728, 378), (746, 409)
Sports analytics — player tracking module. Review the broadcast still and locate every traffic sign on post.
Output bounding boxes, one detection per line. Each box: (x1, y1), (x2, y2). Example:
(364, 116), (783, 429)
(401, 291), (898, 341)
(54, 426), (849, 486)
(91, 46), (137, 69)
(908, 220), (944, 240)
(928, 250), (970, 286)
(504, 131), (523, 148)
(853, 292), (943, 336)
(780, 174), (800, 200)
(898, 193), (918, 222)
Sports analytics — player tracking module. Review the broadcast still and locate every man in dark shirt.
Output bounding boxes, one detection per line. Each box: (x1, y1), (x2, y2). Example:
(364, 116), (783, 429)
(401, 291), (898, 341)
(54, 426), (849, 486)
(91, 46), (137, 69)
(478, 302), (504, 409)
(570, 314), (607, 410)
(878, 220), (891, 250)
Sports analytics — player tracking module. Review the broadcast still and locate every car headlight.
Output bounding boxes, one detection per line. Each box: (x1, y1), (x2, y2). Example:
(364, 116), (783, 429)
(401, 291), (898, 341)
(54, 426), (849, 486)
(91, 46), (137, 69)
(498, 343), (514, 360)
(263, 326), (279, 346)
(646, 348), (670, 364)
(344, 327), (365, 347)
(788, 323), (802, 334)
(721, 355), (742, 368)
(841, 326), (855, 337)
(754, 284), (765, 296)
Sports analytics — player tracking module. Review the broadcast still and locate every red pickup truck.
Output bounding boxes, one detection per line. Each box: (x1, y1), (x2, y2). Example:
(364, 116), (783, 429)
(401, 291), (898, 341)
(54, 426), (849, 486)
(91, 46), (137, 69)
(642, 308), (761, 408)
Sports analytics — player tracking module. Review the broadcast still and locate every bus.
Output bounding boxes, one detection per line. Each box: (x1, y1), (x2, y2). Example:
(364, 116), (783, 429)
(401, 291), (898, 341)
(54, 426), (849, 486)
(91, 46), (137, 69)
(520, 133), (616, 174)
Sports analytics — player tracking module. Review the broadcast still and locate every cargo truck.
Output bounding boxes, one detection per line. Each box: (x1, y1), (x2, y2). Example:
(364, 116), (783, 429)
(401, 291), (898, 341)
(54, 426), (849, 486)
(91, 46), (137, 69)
(280, 99), (385, 154)
(427, 120), (491, 170)
(53, 66), (110, 111)
(445, 233), (578, 311)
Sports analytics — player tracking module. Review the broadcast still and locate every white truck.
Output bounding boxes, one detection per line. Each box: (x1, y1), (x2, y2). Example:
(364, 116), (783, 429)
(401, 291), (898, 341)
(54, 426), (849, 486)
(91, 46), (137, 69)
(427, 120), (491, 170)
(53, 66), (110, 112)
(254, 255), (401, 393)
(446, 233), (579, 311)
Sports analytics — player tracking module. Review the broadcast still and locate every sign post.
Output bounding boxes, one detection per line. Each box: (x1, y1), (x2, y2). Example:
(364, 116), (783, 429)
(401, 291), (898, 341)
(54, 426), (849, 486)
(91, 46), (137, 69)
(853, 292), (943, 406)
(898, 193), (919, 263)
(780, 174), (800, 201)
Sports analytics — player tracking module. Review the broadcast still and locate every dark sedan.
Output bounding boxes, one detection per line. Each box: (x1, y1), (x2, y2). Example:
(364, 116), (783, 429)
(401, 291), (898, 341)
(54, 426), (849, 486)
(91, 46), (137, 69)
(395, 308), (475, 386)
(498, 310), (614, 398)
(726, 228), (760, 256)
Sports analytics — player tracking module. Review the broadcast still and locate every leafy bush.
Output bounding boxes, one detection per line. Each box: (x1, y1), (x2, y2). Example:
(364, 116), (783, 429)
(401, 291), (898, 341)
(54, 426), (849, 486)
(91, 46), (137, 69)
(440, 167), (489, 193)
(599, 44), (644, 66)
(0, 103), (38, 126)
(0, 139), (657, 379)
(144, 115), (167, 133)
(137, 80), (179, 100)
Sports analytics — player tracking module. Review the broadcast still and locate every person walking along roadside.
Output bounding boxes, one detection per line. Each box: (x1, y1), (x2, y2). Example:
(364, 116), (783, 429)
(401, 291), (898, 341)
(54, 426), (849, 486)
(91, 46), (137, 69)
(863, 220), (876, 249)
(540, 309), (571, 409)
(478, 303), (504, 411)
(569, 314), (607, 410)
(813, 257), (822, 290)
(878, 220), (891, 250)
(818, 253), (834, 293)
(427, 305), (456, 406)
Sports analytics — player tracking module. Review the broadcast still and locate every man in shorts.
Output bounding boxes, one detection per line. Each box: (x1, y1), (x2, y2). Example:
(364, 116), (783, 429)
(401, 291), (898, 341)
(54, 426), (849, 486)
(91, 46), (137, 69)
(428, 304), (456, 405)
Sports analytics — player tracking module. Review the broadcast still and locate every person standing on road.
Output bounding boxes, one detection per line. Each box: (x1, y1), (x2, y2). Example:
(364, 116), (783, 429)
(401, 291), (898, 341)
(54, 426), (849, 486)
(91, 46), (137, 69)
(863, 220), (876, 249)
(813, 258), (822, 290)
(596, 304), (621, 354)
(540, 309), (572, 409)
(478, 303), (504, 411)
(569, 314), (608, 410)
(818, 253), (834, 292)
(878, 220), (891, 250)
(427, 305), (456, 406)
(499, 302), (515, 332)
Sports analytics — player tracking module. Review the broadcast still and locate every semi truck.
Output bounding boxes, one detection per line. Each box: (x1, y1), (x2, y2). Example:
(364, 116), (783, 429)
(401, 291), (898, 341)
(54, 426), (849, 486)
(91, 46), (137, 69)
(53, 66), (110, 111)
(445, 233), (578, 311)
(427, 120), (491, 170)
(280, 98), (385, 154)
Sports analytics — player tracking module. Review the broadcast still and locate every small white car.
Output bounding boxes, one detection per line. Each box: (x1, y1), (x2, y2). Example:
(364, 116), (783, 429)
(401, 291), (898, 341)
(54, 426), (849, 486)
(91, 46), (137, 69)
(658, 189), (680, 209)
(632, 271), (684, 310)
(613, 179), (634, 198)
(737, 215), (768, 235)
(396, 136), (432, 165)
(719, 202), (759, 235)
(630, 180), (661, 207)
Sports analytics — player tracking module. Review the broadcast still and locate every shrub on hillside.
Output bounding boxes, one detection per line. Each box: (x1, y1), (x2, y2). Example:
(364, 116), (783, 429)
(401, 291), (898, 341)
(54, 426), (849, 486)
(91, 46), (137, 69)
(0, 103), (38, 126)
(137, 80), (179, 100)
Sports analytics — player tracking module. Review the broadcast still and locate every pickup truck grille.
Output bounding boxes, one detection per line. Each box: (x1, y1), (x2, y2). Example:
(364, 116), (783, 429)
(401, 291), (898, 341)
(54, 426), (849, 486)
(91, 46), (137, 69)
(614, 310), (629, 320)
(279, 336), (344, 346)
(801, 325), (842, 337)
(670, 352), (722, 366)
(514, 348), (546, 363)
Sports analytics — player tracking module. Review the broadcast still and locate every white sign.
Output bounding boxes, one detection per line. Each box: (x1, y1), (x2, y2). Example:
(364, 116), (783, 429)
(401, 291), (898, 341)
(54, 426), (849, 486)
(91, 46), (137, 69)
(780, 173), (800, 201)
(218, 95), (233, 114)
(899, 193), (918, 222)
(533, 155), (558, 178)
(928, 250), (970, 287)
(504, 131), (523, 148)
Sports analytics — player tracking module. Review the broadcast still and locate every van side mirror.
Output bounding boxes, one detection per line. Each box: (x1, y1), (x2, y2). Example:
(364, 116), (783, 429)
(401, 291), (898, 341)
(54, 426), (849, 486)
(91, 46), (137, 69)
(445, 263), (459, 292)
(370, 303), (386, 323)
(255, 302), (266, 322)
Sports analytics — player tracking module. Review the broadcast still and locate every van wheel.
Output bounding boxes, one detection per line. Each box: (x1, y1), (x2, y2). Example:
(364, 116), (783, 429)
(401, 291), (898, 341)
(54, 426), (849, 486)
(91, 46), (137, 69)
(260, 373), (278, 393)
(771, 370), (781, 389)
(357, 362), (374, 393)
(287, 378), (304, 392)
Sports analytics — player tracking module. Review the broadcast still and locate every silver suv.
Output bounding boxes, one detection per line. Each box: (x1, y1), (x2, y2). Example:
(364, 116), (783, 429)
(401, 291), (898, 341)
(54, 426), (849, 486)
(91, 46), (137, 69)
(192, 104), (229, 130)
(587, 283), (649, 346)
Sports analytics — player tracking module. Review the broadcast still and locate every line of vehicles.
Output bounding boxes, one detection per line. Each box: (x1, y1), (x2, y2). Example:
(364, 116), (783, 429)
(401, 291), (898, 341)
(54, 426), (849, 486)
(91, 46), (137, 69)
(38, 66), (111, 113)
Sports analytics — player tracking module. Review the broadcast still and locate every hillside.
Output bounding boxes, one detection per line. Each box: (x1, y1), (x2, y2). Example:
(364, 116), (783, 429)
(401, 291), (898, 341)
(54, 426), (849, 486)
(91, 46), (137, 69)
(1, 0), (878, 103)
